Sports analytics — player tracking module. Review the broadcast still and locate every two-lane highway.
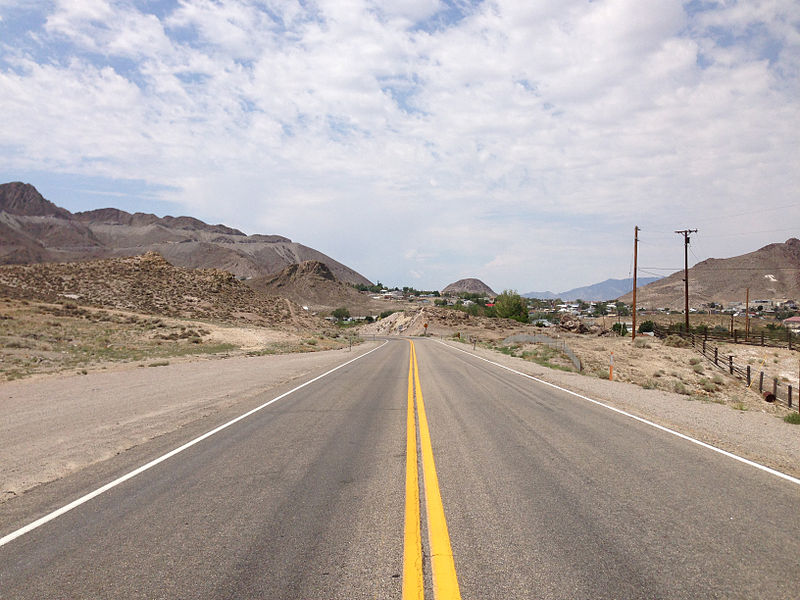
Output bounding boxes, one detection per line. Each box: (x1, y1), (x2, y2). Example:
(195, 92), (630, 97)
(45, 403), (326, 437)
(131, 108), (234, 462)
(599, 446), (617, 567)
(1, 338), (799, 598)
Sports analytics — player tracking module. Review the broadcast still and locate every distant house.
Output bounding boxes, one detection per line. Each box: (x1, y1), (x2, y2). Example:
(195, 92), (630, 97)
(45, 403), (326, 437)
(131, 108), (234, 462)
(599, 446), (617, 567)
(783, 316), (800, 331)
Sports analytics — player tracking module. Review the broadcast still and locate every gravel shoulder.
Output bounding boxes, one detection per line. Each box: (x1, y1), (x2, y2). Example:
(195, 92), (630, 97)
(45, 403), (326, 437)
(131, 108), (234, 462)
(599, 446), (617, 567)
(438, 338), (800, 480)
(0, 342), (381, 503)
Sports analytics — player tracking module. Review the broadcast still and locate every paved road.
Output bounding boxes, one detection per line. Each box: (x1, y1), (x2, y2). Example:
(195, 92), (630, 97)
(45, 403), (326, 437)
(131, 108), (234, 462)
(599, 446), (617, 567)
(1, 338), (798, 599)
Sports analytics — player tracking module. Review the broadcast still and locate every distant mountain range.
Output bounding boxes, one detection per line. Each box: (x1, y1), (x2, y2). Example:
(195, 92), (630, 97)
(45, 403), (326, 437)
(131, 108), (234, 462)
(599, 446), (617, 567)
(617, 238), (800, 309)
(524, 277), (662, 302)
(0, 182), (371, 285)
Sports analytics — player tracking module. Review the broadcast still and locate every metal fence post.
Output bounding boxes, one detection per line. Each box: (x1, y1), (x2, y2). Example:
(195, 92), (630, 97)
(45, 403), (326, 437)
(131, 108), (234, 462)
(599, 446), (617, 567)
(773, 378), (778, 400)
(759, 371), (764, 392)
(729, 355), (733, 375)
(746, 365), (751, 387)
(789, 385), (793, 409)
(714, 348), (718, 365)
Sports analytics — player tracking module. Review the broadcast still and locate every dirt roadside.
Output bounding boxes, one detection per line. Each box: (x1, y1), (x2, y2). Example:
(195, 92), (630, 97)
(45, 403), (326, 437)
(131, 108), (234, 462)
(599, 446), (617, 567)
(0, 342), (381, 503)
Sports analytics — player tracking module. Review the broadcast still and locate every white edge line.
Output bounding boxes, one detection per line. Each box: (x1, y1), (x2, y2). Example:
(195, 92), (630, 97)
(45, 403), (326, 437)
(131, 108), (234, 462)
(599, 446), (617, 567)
(0, 341), (389, 548)
(436, 339), (800, 487)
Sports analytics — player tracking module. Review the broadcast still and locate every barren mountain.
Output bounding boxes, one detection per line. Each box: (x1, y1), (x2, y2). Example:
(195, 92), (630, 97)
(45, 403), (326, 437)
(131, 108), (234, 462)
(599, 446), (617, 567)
(442, 278), (496, 296)
(525, 277), (661, 301)
(0, 182), (371, 285)
(248, 260), (388, 315)
(618, 238), (800, 309)
(0, 252), (323, 330)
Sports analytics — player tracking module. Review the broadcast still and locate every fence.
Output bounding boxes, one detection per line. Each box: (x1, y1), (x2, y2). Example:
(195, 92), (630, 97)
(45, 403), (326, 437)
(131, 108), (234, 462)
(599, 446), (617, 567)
(653, 326), (798, 411)
(502, 334), (582, 372)
(651, 323), (798, 352)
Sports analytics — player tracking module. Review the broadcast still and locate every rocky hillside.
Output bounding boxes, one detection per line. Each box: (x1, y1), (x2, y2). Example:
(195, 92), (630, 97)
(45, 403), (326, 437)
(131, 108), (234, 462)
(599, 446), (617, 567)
(0, 252), (322, 330)
(248, 260), (387, 315)
(0, 182), (371, 285)
(441, 278), (496, 296)
(618, 238), (800, 309)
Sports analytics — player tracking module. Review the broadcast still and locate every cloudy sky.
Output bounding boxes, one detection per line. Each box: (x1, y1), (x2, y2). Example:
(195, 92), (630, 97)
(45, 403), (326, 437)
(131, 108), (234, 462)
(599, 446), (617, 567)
(1, 1), (798, 292)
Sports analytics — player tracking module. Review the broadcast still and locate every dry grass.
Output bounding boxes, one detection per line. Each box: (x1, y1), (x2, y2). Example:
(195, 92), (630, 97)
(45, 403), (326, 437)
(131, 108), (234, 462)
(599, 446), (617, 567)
(563, 333), (798, 416)
(0, 298), (347, 381)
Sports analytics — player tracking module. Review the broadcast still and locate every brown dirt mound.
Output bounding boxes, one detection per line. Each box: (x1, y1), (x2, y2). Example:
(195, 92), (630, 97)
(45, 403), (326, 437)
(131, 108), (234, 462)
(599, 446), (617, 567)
(248, 260), (387, 316)
(0, 252), (323, 330)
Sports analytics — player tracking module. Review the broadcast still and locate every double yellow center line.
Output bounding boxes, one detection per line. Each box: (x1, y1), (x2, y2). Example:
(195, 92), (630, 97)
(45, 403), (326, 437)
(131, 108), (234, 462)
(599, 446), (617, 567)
(403, 340), (461, 600)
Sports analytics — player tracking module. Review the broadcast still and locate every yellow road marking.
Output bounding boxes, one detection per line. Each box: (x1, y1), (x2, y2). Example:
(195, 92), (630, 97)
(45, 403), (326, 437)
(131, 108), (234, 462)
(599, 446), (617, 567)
(404, 340), (462, 600)
(403, 343), (424, 600)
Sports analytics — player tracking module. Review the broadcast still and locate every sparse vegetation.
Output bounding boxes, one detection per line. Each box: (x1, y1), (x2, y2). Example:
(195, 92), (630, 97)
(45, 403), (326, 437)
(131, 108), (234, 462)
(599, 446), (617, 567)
(673, 381), (690, 395)
(493, 290), (529, 323)
(664, 334), (691, 348)
(638, 320), (655, 333)
(784, 413), (800, 425)
(331, 307), (350, 321)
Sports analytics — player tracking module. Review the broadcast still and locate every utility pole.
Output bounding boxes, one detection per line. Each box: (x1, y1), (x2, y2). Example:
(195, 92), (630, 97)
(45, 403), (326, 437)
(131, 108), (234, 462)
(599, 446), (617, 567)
(632, 225), (639, 341)
(675, 229), (697, 333)
(745, 287), (750, 342)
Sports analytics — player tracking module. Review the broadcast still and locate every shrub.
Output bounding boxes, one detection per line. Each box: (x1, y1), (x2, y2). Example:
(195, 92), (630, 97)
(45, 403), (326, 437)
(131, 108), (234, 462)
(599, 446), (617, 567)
(612, 322), (628, 336)
(700, 378), (716, 393)
(495, 290), (528, 323)
(784, 413), (800, 425)
(638, 320), (655, 333)
(673, 381), (690, 395)
(664, 334), (691, 348)
(379, 310), (395, 319)
(332, 307), (350, 321)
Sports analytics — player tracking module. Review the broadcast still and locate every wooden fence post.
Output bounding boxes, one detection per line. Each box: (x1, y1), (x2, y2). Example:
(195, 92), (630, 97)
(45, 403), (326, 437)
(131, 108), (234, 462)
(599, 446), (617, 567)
(759, 371), (764, 392)
(789, 385), (793, 409)
(714, 347), (718, 365)
(729, 355), (734, 375)
(746, 365), (751, 387)
(773, 378), (778, 400)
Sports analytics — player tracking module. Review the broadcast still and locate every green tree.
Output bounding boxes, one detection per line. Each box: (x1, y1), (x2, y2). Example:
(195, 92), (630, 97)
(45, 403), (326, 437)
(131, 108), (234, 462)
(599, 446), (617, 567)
(615, 301), (631, 316)
(494, 290), (529, 323)
(593, 302), (608, 317)
(332, 307), (350, 321)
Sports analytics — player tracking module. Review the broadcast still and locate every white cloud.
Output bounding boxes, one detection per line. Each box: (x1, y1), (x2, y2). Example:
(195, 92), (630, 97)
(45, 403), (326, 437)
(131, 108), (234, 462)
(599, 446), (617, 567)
(0, 0), (798, 290)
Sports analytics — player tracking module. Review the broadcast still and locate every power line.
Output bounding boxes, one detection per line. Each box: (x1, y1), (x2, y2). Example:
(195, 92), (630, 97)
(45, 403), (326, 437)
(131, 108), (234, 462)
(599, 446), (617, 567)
(691, 202), (800, 225)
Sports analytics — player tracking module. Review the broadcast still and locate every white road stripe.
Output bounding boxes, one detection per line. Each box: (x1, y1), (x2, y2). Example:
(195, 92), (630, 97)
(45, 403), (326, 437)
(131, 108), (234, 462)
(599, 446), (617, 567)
(0, 341), (389, 548)
(437, 339), (800, 487)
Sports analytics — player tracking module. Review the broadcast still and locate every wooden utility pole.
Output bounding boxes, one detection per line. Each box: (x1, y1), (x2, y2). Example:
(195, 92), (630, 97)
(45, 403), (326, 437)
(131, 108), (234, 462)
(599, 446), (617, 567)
(745, 287), (750, 341)
(675, 229), (698, 333)
(632, 225), (639, 341)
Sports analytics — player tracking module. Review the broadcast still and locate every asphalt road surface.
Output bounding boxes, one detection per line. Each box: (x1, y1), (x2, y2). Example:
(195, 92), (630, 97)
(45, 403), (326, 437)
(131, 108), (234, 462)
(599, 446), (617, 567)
(1, 338), (798, 599)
